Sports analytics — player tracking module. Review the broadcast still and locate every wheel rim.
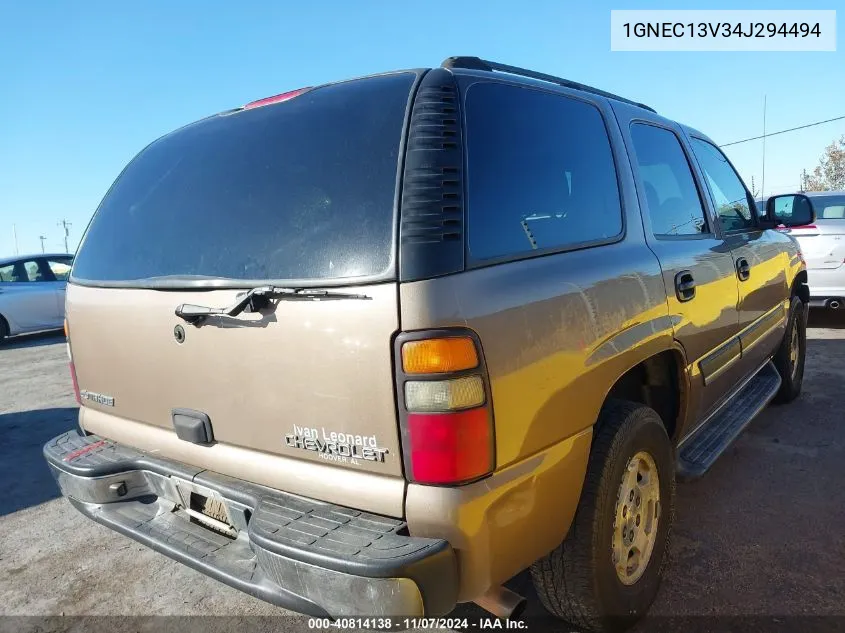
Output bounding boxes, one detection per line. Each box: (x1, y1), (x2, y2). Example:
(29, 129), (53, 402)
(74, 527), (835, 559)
(788, 318), (800, 381)
(612, 451), (661, 585)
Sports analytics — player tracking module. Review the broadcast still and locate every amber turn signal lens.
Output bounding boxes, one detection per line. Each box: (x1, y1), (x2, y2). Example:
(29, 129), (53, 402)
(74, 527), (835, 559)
(401, 337), (479, 375)
(63, 319), (69, 338)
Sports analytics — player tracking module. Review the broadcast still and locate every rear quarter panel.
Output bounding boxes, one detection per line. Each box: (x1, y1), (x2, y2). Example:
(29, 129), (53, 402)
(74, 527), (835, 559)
(399, 85), (680, 599)
(400, 241), (673, 601)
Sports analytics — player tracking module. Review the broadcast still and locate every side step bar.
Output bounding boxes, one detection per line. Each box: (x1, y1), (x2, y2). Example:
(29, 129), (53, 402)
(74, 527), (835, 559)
(677, 361), (781, 479)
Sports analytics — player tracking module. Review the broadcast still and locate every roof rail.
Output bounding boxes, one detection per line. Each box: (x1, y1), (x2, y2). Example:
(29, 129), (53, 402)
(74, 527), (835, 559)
(441, 56), (656, 113)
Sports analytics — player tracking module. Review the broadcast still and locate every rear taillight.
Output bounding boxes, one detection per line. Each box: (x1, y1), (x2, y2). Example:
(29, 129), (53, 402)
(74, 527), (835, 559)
(395, 332), (495, 485)
(65, 319), (81, 405)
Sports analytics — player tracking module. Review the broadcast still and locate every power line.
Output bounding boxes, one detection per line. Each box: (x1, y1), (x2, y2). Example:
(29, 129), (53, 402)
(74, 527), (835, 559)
(721, 115), (845, 147)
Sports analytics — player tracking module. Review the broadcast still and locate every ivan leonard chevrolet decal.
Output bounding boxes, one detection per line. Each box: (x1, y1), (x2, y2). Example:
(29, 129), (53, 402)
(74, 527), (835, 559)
(285, 425), (389, 464)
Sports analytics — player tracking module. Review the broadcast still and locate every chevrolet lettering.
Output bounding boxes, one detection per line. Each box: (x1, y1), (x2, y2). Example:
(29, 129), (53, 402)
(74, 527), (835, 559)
(284, 434), (390, 463)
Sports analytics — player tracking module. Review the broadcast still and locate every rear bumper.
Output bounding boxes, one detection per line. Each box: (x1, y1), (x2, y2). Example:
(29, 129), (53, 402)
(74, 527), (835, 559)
(807, 268), (845, 304)
(44, 431), (458, 618)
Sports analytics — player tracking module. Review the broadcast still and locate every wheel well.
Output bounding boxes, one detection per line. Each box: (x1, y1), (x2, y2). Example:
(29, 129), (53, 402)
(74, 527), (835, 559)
(603, 351), (683, 441)
(792, 270), (810, 303)
(0, 313), (8, 336)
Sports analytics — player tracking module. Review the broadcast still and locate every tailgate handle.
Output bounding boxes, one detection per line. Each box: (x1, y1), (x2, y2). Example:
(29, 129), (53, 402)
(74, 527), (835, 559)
(172, 408), (215, 445)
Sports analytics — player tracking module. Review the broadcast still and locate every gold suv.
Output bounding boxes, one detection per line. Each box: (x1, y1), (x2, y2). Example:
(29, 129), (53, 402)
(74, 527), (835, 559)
(45, 57), (814, 631)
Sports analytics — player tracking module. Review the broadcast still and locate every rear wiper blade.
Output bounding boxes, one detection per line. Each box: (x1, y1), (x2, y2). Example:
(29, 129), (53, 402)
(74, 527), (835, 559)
(175, 285), (372, 325)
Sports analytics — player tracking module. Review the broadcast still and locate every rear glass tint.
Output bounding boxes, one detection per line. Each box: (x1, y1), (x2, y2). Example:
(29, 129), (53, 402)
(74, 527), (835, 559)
(71, 72), (416, 285)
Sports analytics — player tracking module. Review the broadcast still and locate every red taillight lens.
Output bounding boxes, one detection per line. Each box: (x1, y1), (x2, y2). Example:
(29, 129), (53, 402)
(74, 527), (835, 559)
(396, 330), (495, 486)
(407, 408), (492, 485)
(243, 87), (311, 110)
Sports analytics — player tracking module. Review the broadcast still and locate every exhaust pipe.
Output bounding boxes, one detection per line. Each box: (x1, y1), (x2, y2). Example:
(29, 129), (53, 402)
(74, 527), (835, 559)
(474, 586), (527, 620)
(828, 299), (841, 310)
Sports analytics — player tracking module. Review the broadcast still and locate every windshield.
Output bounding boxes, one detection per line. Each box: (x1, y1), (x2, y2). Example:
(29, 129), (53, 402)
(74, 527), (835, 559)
(71, 72), (416, 286)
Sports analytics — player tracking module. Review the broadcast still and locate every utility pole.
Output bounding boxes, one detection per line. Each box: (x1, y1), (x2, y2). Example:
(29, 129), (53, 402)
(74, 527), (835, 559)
(802, 168), (808, 192)
(12, 224), (19, 255)
(58, 219), (72, 253)
(761, 95), (767, 200)
(39, 235), (47, 253)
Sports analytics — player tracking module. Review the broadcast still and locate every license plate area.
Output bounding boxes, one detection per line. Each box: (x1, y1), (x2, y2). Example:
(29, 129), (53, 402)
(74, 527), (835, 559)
(172, 478), (237, 538)
(191, 492), (229, 524)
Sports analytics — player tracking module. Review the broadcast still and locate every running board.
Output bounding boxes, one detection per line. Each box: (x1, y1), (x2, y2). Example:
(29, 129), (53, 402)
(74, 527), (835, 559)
(677, 361), (781, 479)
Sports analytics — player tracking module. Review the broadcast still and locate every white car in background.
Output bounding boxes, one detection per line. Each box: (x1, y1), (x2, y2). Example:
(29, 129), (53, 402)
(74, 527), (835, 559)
(0, 253), (73, 342)
(759, 191), (845, 310)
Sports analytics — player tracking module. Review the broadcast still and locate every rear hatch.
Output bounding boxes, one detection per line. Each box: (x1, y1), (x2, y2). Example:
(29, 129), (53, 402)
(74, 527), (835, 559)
(785, 195), (845, 270)
(66, 72), (419, 508)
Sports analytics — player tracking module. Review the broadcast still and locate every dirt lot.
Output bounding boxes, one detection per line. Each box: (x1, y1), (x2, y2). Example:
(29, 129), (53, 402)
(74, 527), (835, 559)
(1, 312), (843, 632)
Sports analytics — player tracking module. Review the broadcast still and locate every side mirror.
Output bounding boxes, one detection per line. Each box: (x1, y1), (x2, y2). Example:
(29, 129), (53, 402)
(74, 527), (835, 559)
(765, 194), (816, 228)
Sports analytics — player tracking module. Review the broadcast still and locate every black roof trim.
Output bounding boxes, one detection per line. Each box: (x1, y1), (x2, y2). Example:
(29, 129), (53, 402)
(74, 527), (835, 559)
(441, 56), (656, 113)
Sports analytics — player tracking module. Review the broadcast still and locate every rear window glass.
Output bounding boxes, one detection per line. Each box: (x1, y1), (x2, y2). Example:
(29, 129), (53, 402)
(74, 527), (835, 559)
(71, 73), (415, 284)
(464, 82), (622, 262)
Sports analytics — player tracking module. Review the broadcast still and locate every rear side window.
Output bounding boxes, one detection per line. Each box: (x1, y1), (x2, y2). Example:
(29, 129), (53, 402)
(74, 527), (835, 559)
(689, 138), (756, 232)
(0, 260), (47, 282)
(464, 83), (622, 262)
(0, 264), (17, 282)
(71, 73), (416, 284)
(813, 194), (845, 219)
(629, 124), (708, 236)
(46, 257), (73, 281)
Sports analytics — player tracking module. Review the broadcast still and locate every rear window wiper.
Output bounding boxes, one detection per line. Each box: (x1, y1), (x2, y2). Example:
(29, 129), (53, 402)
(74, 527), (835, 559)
(175, 285), (371, 325)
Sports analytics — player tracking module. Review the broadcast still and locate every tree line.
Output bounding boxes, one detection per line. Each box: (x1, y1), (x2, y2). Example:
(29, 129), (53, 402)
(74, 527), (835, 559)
(803, 135), (845, 191)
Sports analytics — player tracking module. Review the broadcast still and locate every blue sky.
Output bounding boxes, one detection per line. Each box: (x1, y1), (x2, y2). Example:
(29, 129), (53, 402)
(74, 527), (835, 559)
(0, 0), (842, 256)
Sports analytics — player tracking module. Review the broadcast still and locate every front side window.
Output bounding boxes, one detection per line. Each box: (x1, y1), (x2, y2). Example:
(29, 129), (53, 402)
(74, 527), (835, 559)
(23, 260), (43, 281)
(629, 124), (708, 236)
(465, 82), (622, 262)
(690, 138), (756, 232)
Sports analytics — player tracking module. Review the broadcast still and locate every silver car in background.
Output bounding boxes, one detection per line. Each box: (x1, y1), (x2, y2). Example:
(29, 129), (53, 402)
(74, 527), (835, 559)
(793, 192), (845, 309)
(759, 191), (845, 309)
(0, 253), (73, 342)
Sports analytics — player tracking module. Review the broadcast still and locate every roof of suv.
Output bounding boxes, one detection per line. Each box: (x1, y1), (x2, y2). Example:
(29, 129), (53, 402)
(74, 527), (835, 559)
(757, 191), (845, 201)
(803, 190), (845, 198)
(438, 57), (722, 150)
(440, 56), (656, 113)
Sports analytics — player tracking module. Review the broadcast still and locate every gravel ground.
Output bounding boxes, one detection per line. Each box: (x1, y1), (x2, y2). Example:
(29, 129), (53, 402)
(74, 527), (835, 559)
(1, 311), (843, 632)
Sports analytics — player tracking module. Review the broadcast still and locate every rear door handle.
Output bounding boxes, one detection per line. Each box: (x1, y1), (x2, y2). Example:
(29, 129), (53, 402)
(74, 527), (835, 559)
(736, 257), (750, 281)
(674, 270), (696, 302)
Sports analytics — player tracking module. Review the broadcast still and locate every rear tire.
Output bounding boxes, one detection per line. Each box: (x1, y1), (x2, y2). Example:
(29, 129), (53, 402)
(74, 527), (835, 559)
(772, 295), (806, 404)
(0, 316), (8, 344)
(530, 400), (675, 632)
